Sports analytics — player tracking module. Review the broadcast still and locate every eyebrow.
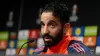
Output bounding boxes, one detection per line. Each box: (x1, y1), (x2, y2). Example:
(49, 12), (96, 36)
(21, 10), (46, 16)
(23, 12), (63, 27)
(40, 20), (57, 25)
(48, 20), (57, 24)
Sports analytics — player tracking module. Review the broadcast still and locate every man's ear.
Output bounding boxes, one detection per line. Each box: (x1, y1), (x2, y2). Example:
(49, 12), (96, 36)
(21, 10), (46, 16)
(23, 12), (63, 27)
(63, 23), (70, 34)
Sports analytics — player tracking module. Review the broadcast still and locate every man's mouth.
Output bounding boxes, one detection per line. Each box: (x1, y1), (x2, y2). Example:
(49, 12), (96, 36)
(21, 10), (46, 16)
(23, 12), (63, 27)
(44, 37), (52, 42)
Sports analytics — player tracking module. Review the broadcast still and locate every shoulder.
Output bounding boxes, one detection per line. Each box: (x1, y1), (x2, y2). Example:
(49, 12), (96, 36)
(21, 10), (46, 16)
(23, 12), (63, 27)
(67, 40), (91, 55)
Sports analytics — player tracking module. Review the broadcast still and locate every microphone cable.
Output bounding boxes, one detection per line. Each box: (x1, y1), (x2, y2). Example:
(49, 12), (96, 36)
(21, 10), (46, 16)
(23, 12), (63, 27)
(18, 40), (34, 55)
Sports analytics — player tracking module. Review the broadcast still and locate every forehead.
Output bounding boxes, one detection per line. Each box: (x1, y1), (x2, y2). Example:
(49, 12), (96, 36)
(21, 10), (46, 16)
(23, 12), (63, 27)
(40, 12), (60, 22)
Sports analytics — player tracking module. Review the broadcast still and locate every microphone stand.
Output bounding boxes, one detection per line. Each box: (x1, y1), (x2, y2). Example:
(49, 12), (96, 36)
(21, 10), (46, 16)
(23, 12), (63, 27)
(18, 40), (34, 55)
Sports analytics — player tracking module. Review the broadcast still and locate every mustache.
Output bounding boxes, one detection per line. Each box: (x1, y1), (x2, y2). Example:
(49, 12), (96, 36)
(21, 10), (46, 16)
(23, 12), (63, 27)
(42, 34), (54, 39)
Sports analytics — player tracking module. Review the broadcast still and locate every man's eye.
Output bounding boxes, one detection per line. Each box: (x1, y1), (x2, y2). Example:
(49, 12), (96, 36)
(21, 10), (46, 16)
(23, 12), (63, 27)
(50, 24), (55, 28)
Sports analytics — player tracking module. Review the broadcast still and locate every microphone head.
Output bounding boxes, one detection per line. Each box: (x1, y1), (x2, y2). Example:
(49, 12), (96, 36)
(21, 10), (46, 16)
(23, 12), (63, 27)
(27, 40), (34, 43)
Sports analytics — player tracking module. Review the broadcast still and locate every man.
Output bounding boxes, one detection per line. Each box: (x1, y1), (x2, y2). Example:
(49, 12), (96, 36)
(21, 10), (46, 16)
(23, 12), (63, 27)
(33, 1), (91, 56)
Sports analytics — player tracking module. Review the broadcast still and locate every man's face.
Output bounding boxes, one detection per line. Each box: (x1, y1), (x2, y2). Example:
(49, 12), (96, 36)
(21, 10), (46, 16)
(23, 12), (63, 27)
(40, 12), (63, 47)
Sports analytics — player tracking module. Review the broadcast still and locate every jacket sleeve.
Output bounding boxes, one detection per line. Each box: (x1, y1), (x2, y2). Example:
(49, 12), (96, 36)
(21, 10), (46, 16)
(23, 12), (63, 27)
(67, 40), (92, 56)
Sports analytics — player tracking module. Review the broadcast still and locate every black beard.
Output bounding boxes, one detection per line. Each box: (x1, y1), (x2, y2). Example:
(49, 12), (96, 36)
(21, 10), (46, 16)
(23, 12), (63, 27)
(42, 30), (63, 47)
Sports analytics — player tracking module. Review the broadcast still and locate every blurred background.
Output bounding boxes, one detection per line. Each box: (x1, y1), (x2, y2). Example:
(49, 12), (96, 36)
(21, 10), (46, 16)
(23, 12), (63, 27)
(0, 0), (100, 56)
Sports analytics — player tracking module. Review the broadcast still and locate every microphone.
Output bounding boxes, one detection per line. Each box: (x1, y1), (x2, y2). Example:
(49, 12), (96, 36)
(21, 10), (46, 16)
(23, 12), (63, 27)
(18, 39), (35, 55)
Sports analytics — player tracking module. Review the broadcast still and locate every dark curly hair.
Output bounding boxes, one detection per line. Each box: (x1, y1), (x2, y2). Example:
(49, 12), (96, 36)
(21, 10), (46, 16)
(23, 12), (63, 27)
(39, 1), (70, 24)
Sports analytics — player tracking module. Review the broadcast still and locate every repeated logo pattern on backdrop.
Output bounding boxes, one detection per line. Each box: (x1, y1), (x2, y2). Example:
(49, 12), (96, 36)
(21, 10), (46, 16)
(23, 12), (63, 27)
(0, 29), (41, 56)
(72, 25), (99, 55)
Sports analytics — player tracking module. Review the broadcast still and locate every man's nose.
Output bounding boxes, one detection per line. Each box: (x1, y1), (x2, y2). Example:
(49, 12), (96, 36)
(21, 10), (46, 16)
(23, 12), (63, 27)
(43, 26), (49, 34)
